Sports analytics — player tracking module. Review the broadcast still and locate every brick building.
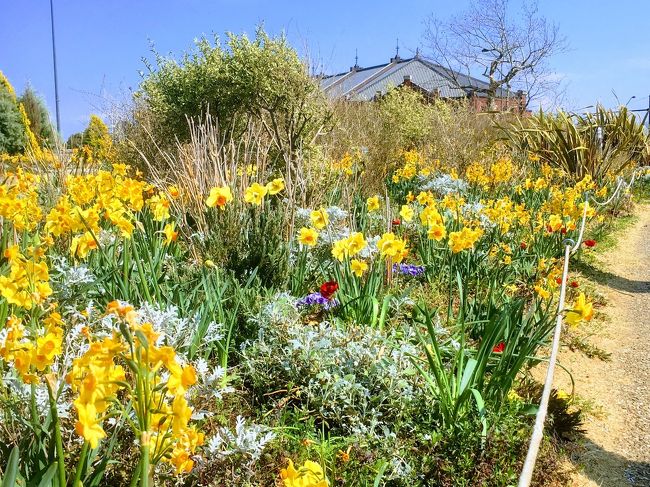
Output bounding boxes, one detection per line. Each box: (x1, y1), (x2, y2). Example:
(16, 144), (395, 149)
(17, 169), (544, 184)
(320, 54), (527, 113)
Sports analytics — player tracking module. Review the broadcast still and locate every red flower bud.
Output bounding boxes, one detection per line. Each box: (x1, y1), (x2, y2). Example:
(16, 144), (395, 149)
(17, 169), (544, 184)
(570, 281), (579, 288)
(556, 277), (562, 285)
(583, 239), (596, 248)
(520, 242), (527, 250)
(392, 218), (401, 226)
(493, 342), (506, 353)
(319, 281), (339, 300)
(561, 227), (567, 235)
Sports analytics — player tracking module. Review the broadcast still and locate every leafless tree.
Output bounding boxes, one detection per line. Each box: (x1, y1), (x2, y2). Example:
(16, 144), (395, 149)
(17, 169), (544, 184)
(423, 0), (567, 109)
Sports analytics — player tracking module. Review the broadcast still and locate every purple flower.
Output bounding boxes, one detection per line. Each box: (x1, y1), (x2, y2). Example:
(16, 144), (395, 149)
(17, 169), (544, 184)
(393, 263), (425, 277)
(296, 292), (339, 310)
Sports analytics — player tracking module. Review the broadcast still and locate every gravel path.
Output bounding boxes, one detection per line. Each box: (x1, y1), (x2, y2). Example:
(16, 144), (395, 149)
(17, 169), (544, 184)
(568, 204), (650, 486)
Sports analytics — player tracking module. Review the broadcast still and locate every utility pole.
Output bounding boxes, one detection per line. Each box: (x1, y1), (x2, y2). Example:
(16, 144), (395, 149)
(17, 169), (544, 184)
(50, 0), (61, 134)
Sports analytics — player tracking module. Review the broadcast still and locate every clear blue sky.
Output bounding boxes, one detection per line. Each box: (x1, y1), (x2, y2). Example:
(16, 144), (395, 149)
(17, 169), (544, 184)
(1, 0), (649, 138)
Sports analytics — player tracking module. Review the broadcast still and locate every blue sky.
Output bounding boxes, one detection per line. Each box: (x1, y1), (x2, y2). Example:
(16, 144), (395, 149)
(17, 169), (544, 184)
(1, 0), (649, 137)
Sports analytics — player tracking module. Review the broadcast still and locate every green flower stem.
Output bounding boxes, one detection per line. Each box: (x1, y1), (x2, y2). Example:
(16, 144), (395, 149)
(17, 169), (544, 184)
(72, 441), (89, 487)
(46, 380), (66, 487)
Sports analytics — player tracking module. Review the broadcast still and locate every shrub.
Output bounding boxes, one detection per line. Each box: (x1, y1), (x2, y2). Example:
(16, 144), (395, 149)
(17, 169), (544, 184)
(0, 70), (26, 154)
(133, 26), (332, 174)
(242, 303), (427, 438)
(18, 86), (56, 148)
(500, 105), (648, 181)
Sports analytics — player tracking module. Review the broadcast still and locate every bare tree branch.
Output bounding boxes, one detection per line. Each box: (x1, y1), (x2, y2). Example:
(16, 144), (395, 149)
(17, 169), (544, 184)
(423, 0), (567, 109)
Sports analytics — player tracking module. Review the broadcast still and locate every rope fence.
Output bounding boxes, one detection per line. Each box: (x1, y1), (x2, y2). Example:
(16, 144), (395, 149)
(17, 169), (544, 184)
(517, 167), (647, 486)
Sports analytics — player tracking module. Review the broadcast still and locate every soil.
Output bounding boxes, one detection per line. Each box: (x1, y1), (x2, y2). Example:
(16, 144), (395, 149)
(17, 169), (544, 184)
(545, 204), (650, 486)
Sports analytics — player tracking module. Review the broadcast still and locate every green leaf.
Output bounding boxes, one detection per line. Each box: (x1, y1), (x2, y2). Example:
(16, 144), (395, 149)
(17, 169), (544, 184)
(373, 459), (389, 487)
(37, 464), (58, 487)
(2, 446), (20, 487)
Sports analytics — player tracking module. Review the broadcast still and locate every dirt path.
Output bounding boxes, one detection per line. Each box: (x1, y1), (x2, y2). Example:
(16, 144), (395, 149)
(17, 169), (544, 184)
(559, 204), (650, 486)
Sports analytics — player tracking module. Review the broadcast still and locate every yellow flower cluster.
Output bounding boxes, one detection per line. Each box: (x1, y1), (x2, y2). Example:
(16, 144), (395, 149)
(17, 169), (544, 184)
(0, 311), (63, 383)
(280, 459), (328, 487)
(44, 165), (152, 258)
(391, 149), (427, 183)
(206, 178), (284, 209)
(377, 232), (408, 263)
(480, 197), (530, 234)
(448, 227), (484, 253)
(331, 151), (361, 176)
(0, 245), (52, 309)
(465, 156), (514, 187)
(0, 169), (43, 231)
(417, 201), (448, 242)
(332, 233), (367, 261)
(67, 302), (203, 472)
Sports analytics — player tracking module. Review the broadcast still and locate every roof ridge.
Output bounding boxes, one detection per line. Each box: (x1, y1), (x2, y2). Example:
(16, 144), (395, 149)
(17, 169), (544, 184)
(350, 58), (421, 97)
(340, 59), (409, 98)
(322, 57), (414, 79)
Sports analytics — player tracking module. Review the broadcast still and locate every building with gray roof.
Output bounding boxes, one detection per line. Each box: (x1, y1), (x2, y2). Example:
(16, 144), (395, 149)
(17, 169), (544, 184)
(319, 54), (526, 112)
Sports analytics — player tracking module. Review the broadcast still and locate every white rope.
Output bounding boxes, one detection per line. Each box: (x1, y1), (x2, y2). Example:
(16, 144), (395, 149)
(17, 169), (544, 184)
(518, 242), (572, 487)
(518, 167), (646, 486)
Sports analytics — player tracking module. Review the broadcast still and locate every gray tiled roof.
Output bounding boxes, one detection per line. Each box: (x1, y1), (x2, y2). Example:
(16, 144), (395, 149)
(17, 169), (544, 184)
(320, 57), (513, 101)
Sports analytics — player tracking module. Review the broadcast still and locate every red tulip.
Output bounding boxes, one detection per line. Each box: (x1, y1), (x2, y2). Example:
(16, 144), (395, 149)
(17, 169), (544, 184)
(583, 240), (596, 248)
(493, 342), (505, 353)
(392, 218), (401, 226)
(561, 227), (567, 235)
(570, 281), (579, 288)
(520, 242), (527, 250)
(319, 281), (339, 300)
(556, 277), (562, 285)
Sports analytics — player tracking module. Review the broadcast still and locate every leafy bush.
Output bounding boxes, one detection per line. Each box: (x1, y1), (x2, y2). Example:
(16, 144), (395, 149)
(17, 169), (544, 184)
(0, 71), (26, 154)
(500, 105), (648, 181)
(132, 27), (332, 173)
(242, 302), (428, 438)
(18, 86), (56, 148)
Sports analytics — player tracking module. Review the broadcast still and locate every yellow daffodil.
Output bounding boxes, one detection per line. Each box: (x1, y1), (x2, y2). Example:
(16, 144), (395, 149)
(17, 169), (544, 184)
(298, 227), (318, 247)
(366, 196), (381, 212)
(162, 222), (178, 245)
(244, 183), (268, 206)
(399, 205), (414, 222)
(310, 208), (329, 229)
(206, 186), (233, 209)
(280, 459), (328, 487)
(565, 292), (594, 326)
(427, 223), (447, 241)
(266, 178), (285, 195)
(350, 259), (368, 277)
(448, 227), (483, 253)
(70, 232), (98, 259)
(377, 232), (408, 263)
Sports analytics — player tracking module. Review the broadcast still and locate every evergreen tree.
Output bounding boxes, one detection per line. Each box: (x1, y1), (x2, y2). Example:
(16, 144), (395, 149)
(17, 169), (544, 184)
(66, 132), (84, 149)
(82, 115), (113, 161)
(0, 70), (26, 154)
(19, 86), (56, 147)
